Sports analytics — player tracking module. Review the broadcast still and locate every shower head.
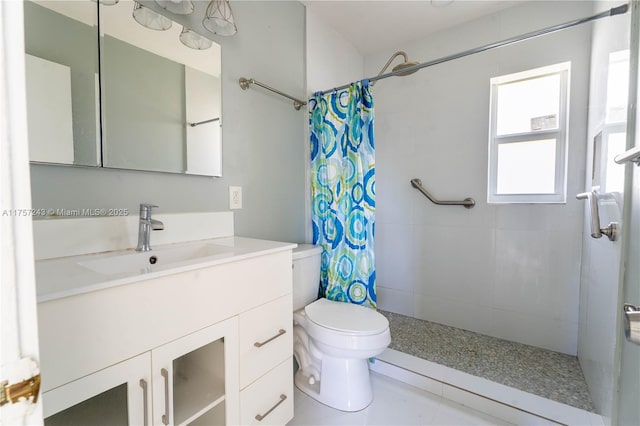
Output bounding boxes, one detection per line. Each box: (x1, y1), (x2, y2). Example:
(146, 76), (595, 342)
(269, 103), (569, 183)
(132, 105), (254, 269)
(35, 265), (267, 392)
(392, 59), (420, 75)
(372, 51), (419, 86)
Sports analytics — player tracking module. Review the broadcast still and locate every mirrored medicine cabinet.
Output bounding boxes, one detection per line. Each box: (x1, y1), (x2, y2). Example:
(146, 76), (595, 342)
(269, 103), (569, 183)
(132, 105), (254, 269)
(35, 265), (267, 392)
(23, 0), (222, 176)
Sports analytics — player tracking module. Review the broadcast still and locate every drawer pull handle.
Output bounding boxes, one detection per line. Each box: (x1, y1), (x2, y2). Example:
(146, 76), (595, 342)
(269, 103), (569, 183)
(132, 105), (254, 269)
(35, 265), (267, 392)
(161, 368), (170, 425)
(139, 379), (149, 426)
(255, 394), (287, 421)
(254, 329), (286, 348)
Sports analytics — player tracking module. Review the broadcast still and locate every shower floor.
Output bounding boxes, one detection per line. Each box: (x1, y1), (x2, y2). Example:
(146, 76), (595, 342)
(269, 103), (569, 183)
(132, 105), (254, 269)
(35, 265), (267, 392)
(379, 310), (596, 412)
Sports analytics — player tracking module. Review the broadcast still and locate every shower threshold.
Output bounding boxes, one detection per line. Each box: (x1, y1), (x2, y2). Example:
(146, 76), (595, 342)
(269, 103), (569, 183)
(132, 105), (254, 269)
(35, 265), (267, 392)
(375, 310), (601, 425)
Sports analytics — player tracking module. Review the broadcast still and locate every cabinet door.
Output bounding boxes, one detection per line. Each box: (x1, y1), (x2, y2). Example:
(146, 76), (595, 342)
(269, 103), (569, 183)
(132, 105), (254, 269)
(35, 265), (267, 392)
(151, 317), (239, 426)
(43, 352), (151, 426)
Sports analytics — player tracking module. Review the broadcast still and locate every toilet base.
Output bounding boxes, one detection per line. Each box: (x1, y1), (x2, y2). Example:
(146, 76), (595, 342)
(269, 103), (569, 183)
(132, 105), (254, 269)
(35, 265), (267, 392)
(294, 356), (373, 412)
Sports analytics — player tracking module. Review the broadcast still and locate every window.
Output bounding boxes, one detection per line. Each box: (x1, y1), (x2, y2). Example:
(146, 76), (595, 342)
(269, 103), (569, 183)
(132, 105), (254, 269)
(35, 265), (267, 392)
(488, 62), (570, 203)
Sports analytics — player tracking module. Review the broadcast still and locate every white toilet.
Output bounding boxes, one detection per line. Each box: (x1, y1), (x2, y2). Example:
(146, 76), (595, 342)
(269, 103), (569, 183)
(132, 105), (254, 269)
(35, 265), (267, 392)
(292, 244), (391, 412)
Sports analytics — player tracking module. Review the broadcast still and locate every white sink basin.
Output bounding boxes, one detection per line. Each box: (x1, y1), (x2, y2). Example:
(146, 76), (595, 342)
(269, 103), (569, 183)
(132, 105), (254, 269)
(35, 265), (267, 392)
(78, 243), (234, 276)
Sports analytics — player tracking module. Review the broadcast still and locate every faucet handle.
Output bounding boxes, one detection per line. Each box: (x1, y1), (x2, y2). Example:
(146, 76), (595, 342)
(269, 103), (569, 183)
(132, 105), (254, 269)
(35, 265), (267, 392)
(139, 203), (159, 220)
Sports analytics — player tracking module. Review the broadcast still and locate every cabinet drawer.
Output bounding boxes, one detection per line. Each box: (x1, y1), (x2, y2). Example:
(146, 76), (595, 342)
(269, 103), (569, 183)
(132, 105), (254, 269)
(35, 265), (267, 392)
(240, 357), (294, 426)
(239, 295), (293, 388)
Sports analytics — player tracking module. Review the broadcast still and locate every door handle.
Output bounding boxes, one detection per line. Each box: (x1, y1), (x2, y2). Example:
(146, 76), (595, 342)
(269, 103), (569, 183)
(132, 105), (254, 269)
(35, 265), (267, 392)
(624, 304), (640, 345)
(139, 379), (149, 426)
(161, 368), (170, 425)
(576, 191), (617, 241)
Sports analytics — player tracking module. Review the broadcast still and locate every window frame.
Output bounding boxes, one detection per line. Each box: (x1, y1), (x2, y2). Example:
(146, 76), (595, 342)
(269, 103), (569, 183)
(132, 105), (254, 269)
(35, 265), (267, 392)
(487, 62), (571, 204)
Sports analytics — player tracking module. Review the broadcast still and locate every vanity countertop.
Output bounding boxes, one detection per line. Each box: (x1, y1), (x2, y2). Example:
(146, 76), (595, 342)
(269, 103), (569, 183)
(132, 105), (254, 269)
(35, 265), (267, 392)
(36, 236), (296, 303)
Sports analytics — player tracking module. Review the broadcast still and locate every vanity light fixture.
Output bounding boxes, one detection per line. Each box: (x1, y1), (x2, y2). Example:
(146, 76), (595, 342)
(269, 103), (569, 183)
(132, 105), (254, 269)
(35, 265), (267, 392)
(155, 0), (194, 15)
(179, 27), (213, 50)
(91, 0), (119, 5)
(132, 2), (172, 31)
(202, 0), (237, 36)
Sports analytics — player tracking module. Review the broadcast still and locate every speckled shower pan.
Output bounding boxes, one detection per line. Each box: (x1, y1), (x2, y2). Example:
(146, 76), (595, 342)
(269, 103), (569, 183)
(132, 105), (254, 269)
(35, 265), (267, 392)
(379, 310), (596, 412)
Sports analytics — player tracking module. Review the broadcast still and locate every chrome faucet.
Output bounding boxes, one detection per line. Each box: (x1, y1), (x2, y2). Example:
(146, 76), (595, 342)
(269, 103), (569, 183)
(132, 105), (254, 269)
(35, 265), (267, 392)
(136, 203), (164, 252)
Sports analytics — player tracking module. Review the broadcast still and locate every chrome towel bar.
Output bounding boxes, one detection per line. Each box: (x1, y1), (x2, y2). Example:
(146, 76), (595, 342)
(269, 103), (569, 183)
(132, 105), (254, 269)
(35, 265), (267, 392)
(239, 77), (307, 110)
(188, 117), (220, 127)
(410, 178), (475, 209)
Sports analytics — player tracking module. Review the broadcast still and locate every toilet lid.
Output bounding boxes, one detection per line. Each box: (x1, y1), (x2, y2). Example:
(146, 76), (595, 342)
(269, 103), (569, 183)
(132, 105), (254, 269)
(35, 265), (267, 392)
(304, 298), (389, 335)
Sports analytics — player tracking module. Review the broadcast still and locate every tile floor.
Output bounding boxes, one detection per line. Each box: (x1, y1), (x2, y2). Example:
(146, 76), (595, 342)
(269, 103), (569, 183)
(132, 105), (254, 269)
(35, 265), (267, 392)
(288, 372), (513, 426)
(379, 310), (595, 412)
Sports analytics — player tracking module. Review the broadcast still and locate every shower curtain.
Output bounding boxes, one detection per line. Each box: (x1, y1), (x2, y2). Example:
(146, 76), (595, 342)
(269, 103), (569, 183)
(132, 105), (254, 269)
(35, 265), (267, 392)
(309, 80), (376, 309)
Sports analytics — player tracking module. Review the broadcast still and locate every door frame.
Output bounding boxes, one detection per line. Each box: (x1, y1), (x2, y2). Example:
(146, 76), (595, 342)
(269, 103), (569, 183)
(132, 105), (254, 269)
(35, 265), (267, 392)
(0, 0), (42, 424)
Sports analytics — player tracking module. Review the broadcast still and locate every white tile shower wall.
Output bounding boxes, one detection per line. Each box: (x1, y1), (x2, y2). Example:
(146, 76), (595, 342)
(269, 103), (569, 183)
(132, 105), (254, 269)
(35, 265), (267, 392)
(578, 2), (630, 418)
(368, 1), (593, 355)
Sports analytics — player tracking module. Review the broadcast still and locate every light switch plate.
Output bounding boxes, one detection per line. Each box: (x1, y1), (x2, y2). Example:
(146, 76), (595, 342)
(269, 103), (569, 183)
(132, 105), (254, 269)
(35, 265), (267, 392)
(229, 186), (242, 209)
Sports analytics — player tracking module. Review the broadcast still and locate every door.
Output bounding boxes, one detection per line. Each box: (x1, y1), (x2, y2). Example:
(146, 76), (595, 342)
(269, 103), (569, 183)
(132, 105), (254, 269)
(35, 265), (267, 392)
(151, 318), (239, 426)
(615, 150), (640, 425)
(0, 0), (43, 424)
(578, 2), (630, 418)
(41, 353), (151, 425)
(614, 1), (640, 424)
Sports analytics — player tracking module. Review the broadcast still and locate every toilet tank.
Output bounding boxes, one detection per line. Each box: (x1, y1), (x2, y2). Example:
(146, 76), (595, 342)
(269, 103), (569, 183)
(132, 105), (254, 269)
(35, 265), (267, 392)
(292, 244), (323, 311)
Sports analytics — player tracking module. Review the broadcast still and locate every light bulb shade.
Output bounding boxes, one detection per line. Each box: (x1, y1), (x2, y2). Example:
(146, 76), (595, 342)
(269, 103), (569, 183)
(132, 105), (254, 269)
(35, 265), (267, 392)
(132, 2), (172, 31)
(155, 0), (194, 15)
(179, 27), (213, 50)
(203, 0), (237, 36)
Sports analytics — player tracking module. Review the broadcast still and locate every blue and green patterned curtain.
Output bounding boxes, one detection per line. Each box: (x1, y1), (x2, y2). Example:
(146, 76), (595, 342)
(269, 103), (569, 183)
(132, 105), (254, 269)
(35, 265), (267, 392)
(309, 80), (376, 309)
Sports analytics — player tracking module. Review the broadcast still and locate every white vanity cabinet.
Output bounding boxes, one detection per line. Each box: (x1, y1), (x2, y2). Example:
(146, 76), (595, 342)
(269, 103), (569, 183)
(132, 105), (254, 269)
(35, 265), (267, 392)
(37, 245), (295, 426)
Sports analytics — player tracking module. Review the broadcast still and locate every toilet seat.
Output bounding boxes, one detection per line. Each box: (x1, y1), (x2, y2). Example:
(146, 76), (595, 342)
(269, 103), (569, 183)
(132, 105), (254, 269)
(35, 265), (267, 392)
(304, 298), (389, 335)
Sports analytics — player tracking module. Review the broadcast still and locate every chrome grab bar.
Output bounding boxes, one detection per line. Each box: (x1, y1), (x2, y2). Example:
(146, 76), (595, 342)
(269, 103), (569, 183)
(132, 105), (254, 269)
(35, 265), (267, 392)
(239, 77), (307, 111)
(410, 178), (475, 209)
(576, 191), (617, 241)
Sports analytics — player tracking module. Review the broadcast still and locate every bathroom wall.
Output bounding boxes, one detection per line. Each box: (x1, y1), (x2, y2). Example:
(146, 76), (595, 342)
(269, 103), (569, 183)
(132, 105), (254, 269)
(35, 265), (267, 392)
(578, 1), (630, 419)
(368, 1), (593, 355)
(305, 8), (364, 94)
(29, 1), (306, 244)
(304, 7), (364, 241)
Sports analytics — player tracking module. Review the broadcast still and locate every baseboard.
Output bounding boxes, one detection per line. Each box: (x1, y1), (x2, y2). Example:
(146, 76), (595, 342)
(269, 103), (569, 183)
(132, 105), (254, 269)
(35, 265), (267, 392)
(371, 348), (604, 426)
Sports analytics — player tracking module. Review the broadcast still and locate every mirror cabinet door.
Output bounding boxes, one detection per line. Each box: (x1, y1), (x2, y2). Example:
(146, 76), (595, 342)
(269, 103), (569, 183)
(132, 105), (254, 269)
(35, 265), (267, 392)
(24, 0), (222, 177)
(24, 0), (100, 167)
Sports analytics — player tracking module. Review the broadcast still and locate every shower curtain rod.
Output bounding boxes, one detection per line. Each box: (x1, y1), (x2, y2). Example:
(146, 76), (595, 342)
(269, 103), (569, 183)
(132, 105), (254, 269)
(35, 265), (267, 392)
(316, 3), (629, 96)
